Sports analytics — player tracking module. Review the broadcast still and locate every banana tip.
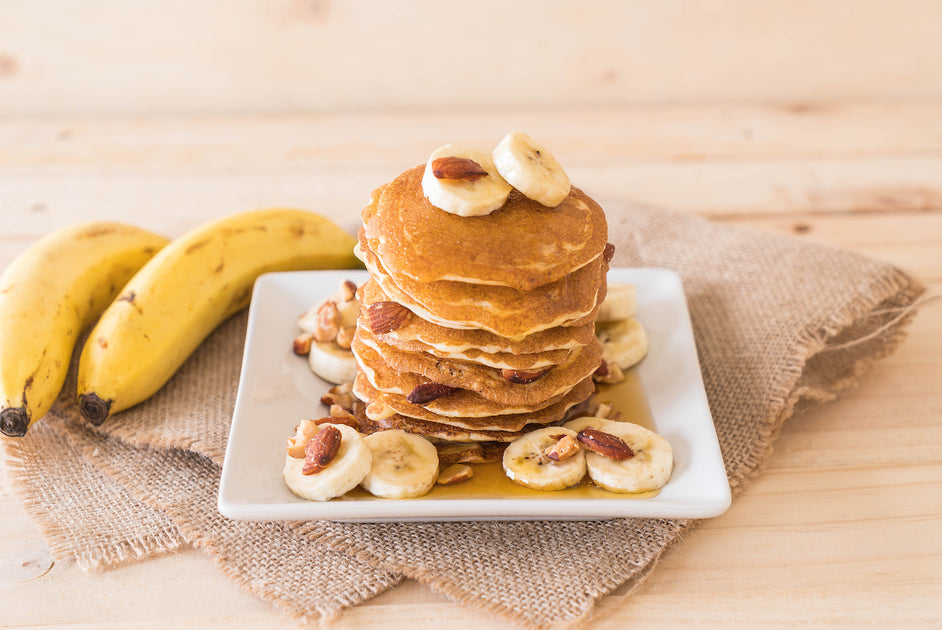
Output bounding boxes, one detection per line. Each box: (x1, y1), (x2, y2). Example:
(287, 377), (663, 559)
(78, 393), (112, 425)
(0, 407), (29, 437)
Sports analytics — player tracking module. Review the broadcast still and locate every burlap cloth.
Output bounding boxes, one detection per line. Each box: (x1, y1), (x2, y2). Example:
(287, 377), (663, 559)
(1, 201), (928, 628)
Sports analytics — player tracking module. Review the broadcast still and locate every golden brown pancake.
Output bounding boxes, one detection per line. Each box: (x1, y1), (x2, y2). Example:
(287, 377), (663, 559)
(353, 373), (595, 433)
(356, 235), (606, 338)
(358, 279), (598, 354)
(355, 328), (602, 407)
(362, 166), (608, 291)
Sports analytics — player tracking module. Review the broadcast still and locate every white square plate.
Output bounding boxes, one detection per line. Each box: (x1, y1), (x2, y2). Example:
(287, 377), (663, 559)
(218, 268), (731, 521)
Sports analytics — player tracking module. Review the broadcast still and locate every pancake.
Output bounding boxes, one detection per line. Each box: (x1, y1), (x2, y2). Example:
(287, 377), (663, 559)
(358, 279), (598, 354)
(353, 373), (595, 433)
(376, 334), (572, 370)
(362, 166), (608, 291)
(355, 328), (603, 407)
(356, 235), (606, 338)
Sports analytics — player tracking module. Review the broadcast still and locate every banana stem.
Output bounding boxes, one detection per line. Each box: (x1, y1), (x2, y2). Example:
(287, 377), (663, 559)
(78, 393), (112, 425)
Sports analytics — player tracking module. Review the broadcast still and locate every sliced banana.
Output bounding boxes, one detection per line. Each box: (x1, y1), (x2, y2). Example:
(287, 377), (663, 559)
(597, 317), (649, 370)
(596, 283), (637, 322)
(361, 430), (440, 498)
(564, 417), (672, 493)
(308, 341), (358, 384)
(502, 426), (586, 491)
(421, 145), (512, 217)
(493, 131), (571, 207)
(283, 423), (372, 501)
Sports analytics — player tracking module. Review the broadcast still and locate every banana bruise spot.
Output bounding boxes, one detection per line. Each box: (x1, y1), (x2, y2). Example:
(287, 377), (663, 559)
(0, 407), (29, 437)
(78, 392), (113, 425)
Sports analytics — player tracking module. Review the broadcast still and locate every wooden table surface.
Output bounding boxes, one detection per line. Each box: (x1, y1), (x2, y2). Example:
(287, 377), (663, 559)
(1, 103), (940, 628)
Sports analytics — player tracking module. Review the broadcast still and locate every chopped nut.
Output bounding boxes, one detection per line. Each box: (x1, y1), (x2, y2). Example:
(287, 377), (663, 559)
(437, 463), (474, 485)
(544, 434), (581, 462)
(577, 427), (634, 460)
(311, 413), (359, 431)
(329, 404), (354, 419)
(501, 367), (550, 384)
(593, 361), (625, 384)
(286, 419), (321, 458)
(603, 242), (615, 264)
(363, 301), (411, 334)
(594, 401), (614, 419)
(321, 387), (355, 411)
(335, 326), (355, 349)
(437, 442), (505, 465)
(339, 279), (357, 302)
(407, 382), (458, 405)
(303, 425), (343, 475)
(292, 331), (315, 356)
(312, 301), (340, 342)
(431, 156), (489, 182)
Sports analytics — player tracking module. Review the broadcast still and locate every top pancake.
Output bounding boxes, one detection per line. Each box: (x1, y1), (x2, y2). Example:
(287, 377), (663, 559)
(362, 166), (608, 291)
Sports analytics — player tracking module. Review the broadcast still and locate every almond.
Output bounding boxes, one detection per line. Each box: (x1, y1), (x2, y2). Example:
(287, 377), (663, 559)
(576, 427), (634, 460)
(407, 382), (457, 405)
(603, 242), (615, 264)
(501, 367), (550, 384)
(314, 413), (359, 431)
(593, 361), (625, 384)
(437, 463), (474, 485)
(335, 326), (355, 349)
(364, 301), (411, 334)
(292, 331), (315, 356)
(544, 434), (581, 462)
(312, 300), (340, 342)
(431, 156), (489, 182)
(339, 279), (357, 302)
(302, 425), (343, 475)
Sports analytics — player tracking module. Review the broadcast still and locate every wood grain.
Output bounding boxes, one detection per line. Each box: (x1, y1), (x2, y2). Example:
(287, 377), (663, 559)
(1, 103), (940, 628)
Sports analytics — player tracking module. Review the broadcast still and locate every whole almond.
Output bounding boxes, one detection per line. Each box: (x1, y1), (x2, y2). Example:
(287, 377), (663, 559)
(576, 427), (634, 460)
(363, 301), (411, 334)
(303, 425), (343, 474)
(431, 156), (489, 182)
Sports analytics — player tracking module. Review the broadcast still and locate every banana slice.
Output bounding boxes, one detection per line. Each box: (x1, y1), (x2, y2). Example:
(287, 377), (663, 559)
(308, 341), (358, 384)
(360, 429), (440, 498)
(596, 283), (637, 322)
(564, 418), (672, 494)
(283, 423), (372, 501)
(597, 317), (649, 370)
(502, 426), (586, 491)
(421, 145), (512, 217)
(493, 131), (571, 207)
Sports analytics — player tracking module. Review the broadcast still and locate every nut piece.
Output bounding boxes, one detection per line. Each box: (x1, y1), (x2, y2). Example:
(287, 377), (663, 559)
(363, 301), (411, 334)
(576, 427), (634, 461)
(593, 361), (625, 384)
(321, 382), (355, 411)
(339, 279), (357, 302)
(501, 368), (551, 384)
(431, 156), (489, 182)
(335, 326), (355, 350)
(544, 434), (581, 462)
(286, 419), (321, 458)
(314, 413), (359, 431)
(437, 463), (474, 485)
(303, 425), (343, 475)
(313, 301), (341, 342)
(603, 242), (615, 264)
(407, 382), (458, 405)
(292, 331), (316, 356)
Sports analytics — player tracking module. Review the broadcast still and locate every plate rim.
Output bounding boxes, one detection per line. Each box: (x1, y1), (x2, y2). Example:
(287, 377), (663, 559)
(217, 268), (731, 521)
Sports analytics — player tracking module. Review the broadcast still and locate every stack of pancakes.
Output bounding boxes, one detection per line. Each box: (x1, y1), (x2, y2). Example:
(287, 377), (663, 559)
(351, 165), (610, 443)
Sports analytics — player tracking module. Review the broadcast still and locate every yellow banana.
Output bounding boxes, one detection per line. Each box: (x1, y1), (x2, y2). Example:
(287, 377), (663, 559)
(0, 223), (169, 437)
(76, 208), (360, 424)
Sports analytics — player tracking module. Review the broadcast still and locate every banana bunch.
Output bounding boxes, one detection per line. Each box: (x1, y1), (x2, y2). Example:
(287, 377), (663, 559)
(0, 209), (359, 436)
(77, 209), (360, 424)
(0, 223), (169, 437)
